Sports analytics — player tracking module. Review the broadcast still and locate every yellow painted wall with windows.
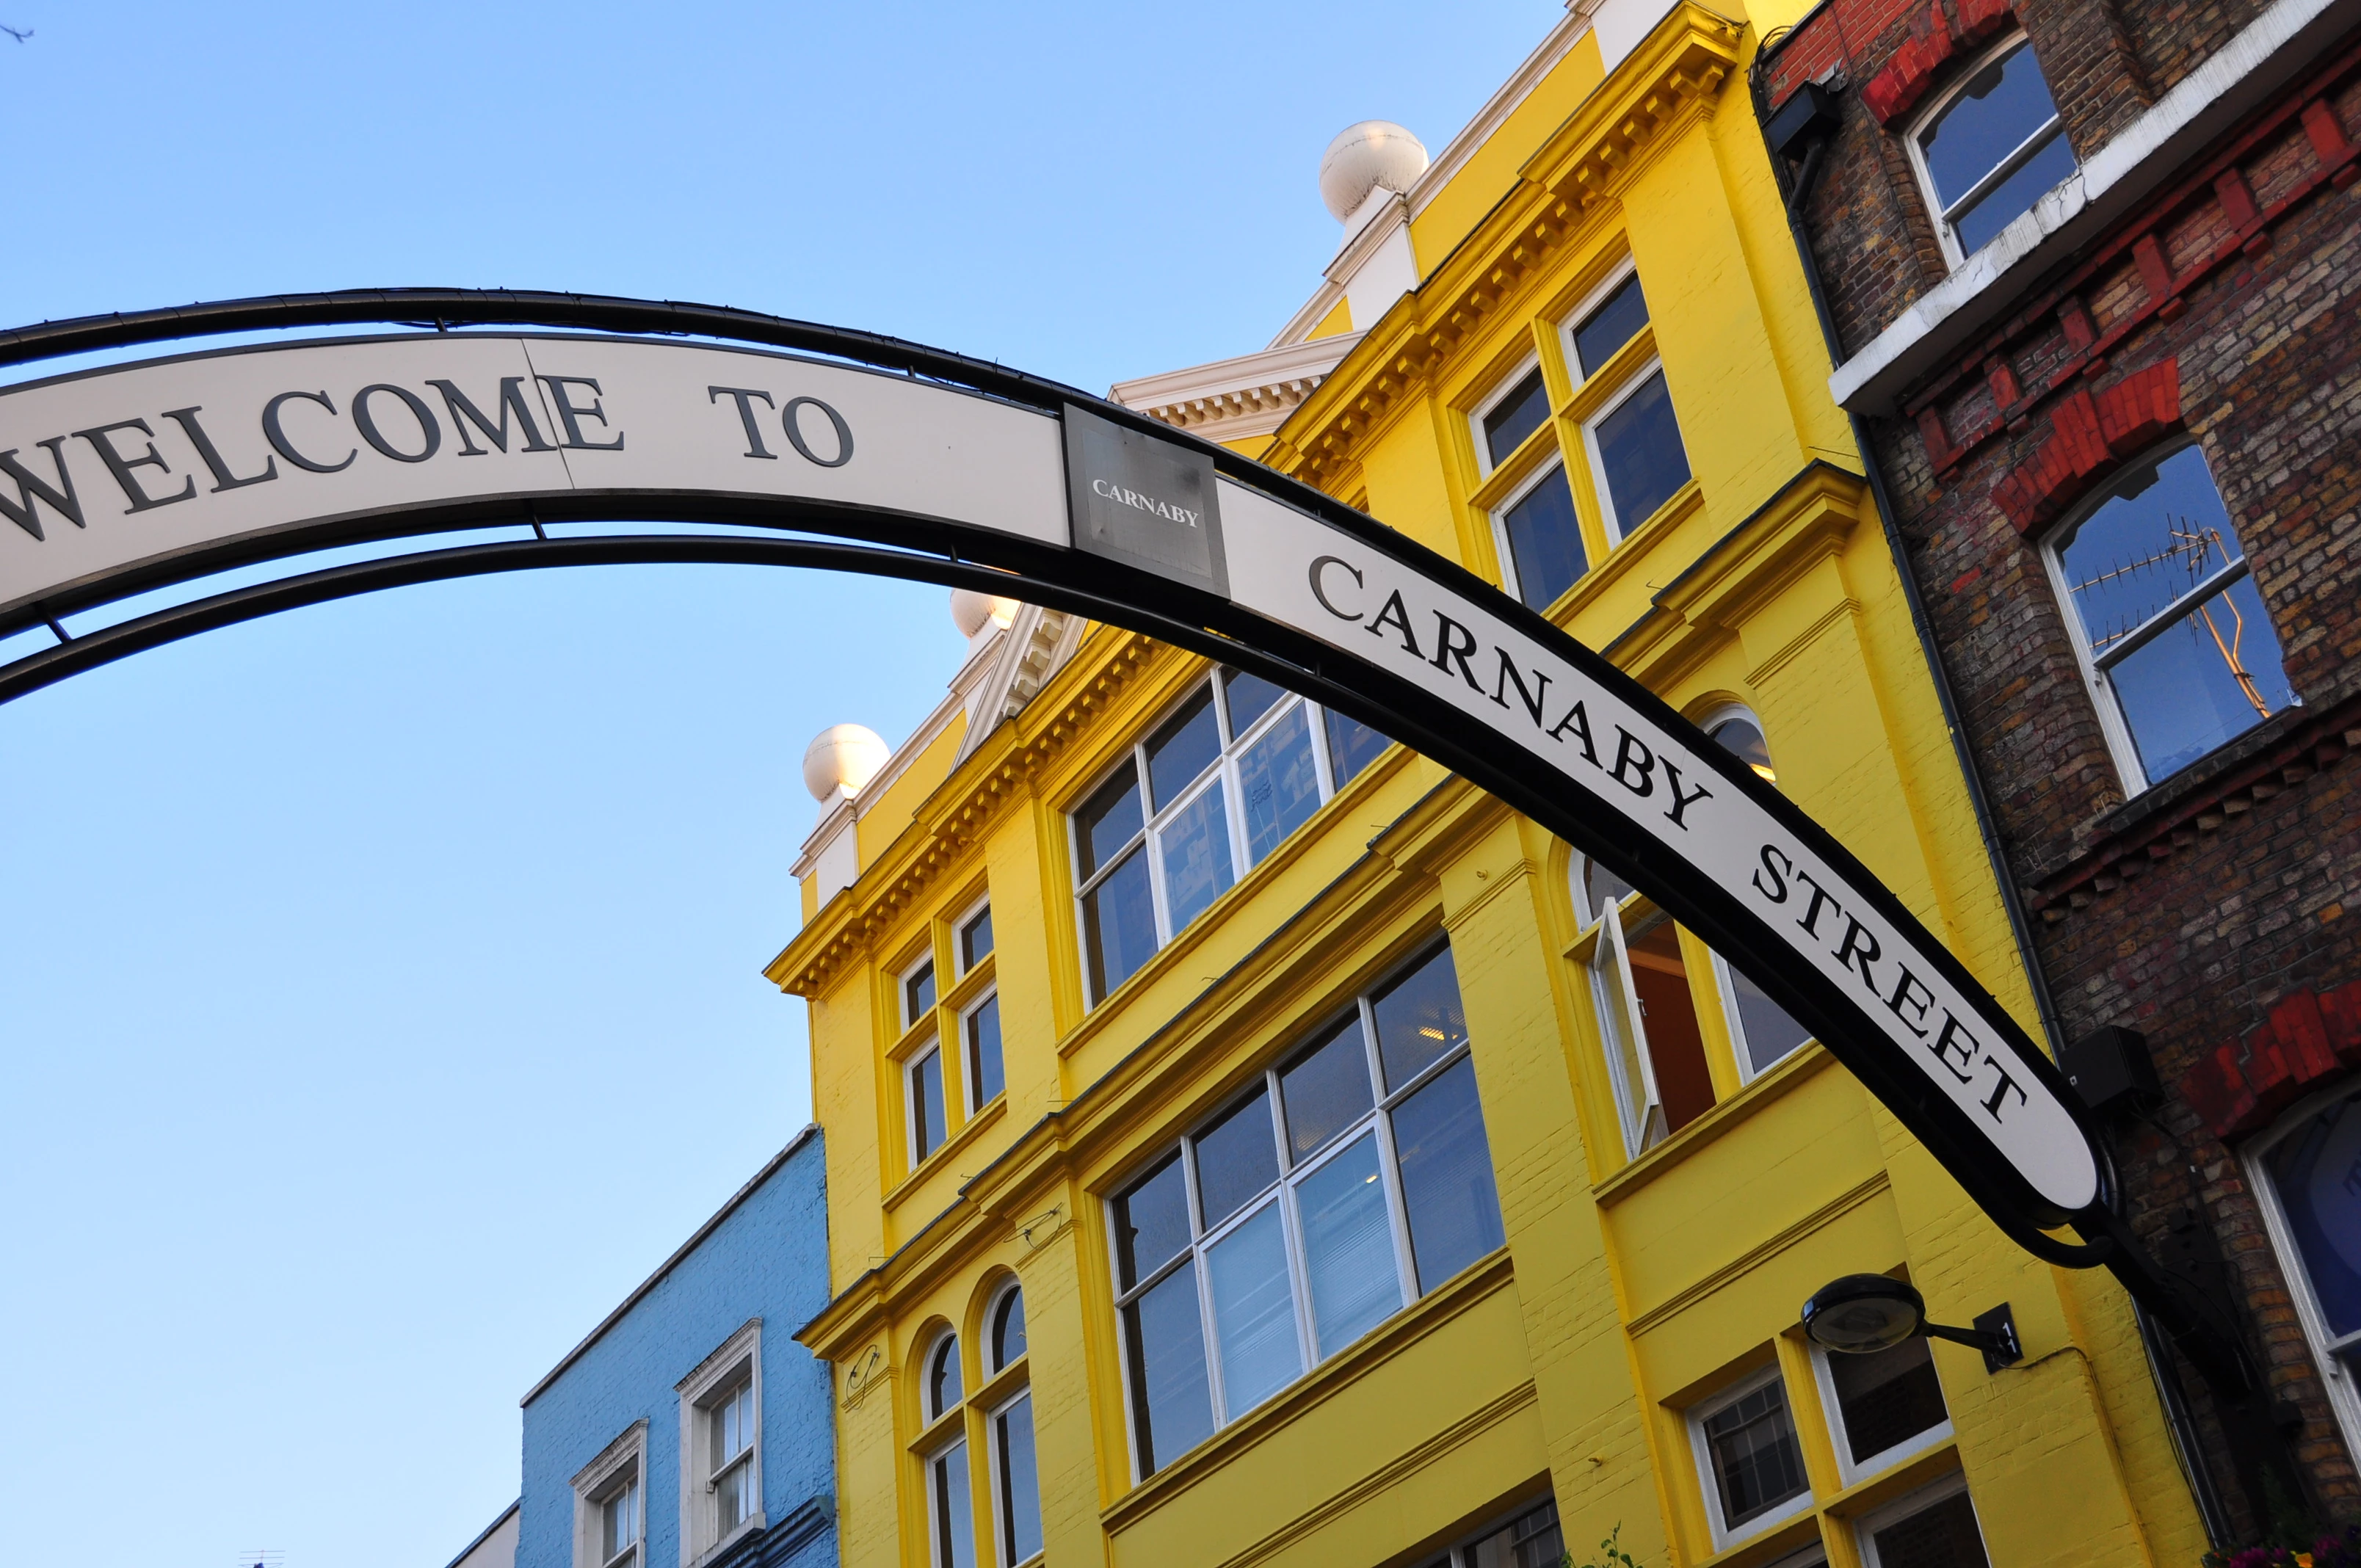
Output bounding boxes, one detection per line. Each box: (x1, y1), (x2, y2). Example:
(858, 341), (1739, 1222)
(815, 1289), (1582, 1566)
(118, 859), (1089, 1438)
(771, 4), (2209, 1567)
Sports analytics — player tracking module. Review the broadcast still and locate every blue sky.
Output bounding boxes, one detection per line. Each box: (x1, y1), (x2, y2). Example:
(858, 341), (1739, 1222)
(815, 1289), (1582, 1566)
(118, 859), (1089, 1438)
(0, 5), (1564, 1567)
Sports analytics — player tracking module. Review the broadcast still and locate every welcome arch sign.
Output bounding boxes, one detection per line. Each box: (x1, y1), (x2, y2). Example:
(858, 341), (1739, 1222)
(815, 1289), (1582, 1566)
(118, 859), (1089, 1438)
(0, 289), (2111, 1271)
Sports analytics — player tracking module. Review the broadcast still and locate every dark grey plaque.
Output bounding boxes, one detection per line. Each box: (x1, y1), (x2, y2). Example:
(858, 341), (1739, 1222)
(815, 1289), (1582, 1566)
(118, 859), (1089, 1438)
(1062, 404), (1227, 598)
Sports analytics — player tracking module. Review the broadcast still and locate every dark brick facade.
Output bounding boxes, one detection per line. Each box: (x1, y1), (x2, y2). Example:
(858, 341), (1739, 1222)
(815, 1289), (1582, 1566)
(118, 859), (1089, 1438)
(1761, 0), (2361, 1541)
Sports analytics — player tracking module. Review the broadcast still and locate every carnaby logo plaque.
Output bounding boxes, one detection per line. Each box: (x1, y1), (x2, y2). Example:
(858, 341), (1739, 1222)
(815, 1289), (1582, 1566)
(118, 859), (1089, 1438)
(1062, 404), (1227, 597)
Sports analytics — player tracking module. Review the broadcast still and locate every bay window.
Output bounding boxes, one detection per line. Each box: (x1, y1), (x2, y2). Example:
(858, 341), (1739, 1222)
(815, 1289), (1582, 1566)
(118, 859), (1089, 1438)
(2046, 440), (2294, 791)
(1073, 667), (1388, 1003)
(1109, 941), (1504, 1476)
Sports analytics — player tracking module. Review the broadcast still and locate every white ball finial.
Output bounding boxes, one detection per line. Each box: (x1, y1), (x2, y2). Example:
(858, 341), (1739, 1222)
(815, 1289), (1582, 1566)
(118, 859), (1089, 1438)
(1319, 120), (1430, 222)
(950, 588), (1020, 639)
(802, 723), (889, 803)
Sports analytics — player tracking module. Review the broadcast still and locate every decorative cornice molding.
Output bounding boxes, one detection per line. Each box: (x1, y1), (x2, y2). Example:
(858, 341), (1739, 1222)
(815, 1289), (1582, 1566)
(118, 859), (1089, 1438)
(1273, 4), (1742, 493)
(1111, 333), (1366, 444)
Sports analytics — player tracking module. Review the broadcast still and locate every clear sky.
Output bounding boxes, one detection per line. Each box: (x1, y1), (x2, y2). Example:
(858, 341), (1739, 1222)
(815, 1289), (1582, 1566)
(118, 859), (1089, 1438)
(0, 5), (1564, 1567)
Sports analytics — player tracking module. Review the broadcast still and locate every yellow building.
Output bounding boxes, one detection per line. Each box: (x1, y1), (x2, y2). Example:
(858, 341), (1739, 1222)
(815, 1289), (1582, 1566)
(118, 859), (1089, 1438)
(771, 4), (2211, 1567)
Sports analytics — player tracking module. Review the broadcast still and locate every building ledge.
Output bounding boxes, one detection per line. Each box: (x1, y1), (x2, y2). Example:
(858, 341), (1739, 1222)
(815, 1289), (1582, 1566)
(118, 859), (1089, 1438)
(1826, 0), (2361, 415)
(1111, 333), (1366, 446)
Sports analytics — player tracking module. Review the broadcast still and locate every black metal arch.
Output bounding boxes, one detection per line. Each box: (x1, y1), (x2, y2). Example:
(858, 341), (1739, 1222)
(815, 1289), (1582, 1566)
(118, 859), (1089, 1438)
(0, 288), (2130, 1281)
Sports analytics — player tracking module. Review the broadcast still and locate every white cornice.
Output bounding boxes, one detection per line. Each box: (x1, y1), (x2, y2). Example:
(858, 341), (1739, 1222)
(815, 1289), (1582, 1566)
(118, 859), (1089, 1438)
(1111, 332), (1367, 443)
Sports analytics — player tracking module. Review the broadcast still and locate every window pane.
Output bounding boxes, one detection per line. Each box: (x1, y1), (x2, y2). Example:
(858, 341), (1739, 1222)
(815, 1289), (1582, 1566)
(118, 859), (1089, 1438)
(1919, 43), (2061, 211)
(1146, 685), (1222, 810)
(1574, 274), (1650, 379)
(1280, 1016), (1377, 1163)
(717, 1455), (751, 1532)
(1702, 1379), (1809, 1528)
(602, 1479), (639, 1558)
(992, 1289), (1027, 1370)
(1829, 1335), (1948, 1464)
(1324, 707), (1390, 785)
(1295, 1133), (1402, 1357)
(960, 906), (993, 969)
(2058, 446), (2249, 640)
(995, 1394), (1043, 1564)
(1158, 780), (1236, 930)
(1113, 1151), (1192, 1292)
(965, 995), (1004, 1106)
(1727, 963), (1812, 1078)
(1391, 1057), (1505, 1291)
(1500, 465), (1588, 610)
(1865, 1487), (1989, 1568)
(1482, 367), (1551, 467)
(1194, 1086), (1282, 1229)
(1463, 1500), (1564, 1568)
(1630, 919), (1715, 1135)
(912, 1049), (947, 1163)
(932, 1440), (976, 1568)
(1580, 857), (1633, 926)
(1951, 128), (2077, 253)
(1371, 943), (1469, 1090)
(905, 961), (936, 1024)
(1084, 848), (1158, 998)
(1222, 665), (1285, 735)
(1238, 705), (1321, 865)
(1594, 369), (1690, 534)
(1076, 761), (1143, 878)
(1123, 1260), (1215, 1474)
(929, 1335), (962, 1416)
(1206, 1203), (1302, 1414)
(1710, 716), (1777, 785)
(2264, 1095), (2361, 1340)
(2106, 574), (2294, 782)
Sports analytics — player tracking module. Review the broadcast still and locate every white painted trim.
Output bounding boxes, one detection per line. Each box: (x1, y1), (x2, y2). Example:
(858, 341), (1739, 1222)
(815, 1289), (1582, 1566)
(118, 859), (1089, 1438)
(1267, 280), (1350, 352)
(1687, 1364), (1816, 1550)
(1902, 33), (2067, 272)
(676, 1319), (765, 1568)
(1855, 1470), (1983, 1568)
(1559, 254), (1643, 388)
(1110, 333), (1364, 445)
(1828, 0), (2361, 413)
(571, 1423), (648, 1568)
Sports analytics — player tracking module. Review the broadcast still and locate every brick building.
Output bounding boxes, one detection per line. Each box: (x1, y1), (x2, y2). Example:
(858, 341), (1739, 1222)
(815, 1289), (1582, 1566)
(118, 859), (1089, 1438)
(1757, 0), (2361, 1542)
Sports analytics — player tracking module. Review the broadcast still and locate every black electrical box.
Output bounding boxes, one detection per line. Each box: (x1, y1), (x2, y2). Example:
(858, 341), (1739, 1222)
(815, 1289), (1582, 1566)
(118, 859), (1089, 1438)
(1766, 79), (1844, 164)
(2061, 1025), (2161, 1115)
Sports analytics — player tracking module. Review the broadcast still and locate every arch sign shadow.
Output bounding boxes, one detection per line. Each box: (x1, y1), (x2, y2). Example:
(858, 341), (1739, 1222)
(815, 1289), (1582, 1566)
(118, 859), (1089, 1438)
(0, 289), (2108, 1269)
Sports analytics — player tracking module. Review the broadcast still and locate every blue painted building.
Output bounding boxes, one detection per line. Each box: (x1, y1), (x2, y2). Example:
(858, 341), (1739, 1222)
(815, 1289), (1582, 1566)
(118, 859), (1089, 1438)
(515, 1127), (834, 1568)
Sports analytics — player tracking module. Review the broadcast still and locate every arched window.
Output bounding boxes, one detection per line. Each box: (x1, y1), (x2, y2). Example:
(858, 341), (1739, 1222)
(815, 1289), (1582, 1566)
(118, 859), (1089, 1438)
(2249, 1087), (2361, 1458)
(926, 1332), (962, 1422)
(2045, 440), (2296, 791)
(988, 1284), (1028, 1374)
(1908, 34), (2080, 265)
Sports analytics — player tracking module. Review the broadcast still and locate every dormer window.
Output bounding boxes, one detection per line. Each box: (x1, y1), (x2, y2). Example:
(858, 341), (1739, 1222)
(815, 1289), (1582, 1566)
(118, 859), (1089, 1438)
(1910, 35), (2078, 264)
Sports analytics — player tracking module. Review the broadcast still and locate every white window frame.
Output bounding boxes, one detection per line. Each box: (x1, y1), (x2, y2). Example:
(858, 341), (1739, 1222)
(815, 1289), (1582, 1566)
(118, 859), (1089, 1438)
(1580, 355), (1686, 545)
(1854, 1469), (1987, 1568)
(1411, 1495), (1563, 1567)
(1805, 1337), (1954, 1487)
(1469, 351), (1548, 479)
(923, 1430), (975, 1568)
(922, 1328), (962, 1423)
(899, 951), (938, 1032)
(906, 1042), (948, 1168)
(954, 895), (993, 977)
(1905, 32), (2072, 269)
(1486, 457), (1580, 609)
(1686, 1364), (1816, 1550)
(2039, 438), (2277, 796)
(1557, 255), (1644, 391)
(676, 1320), (764, 1567)
(1106, 942), (1492, 1480)
(2245, 1083), (2361, 1459)
(570, 1422), (648, 1568)
(1590, 899), (1665, 1158)
(984, 1384), (1042, 1568)
(1071, 672), (1353, 1006)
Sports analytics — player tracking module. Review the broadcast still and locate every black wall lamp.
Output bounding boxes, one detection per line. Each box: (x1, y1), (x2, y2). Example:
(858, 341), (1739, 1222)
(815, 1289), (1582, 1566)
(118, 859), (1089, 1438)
(1803, 1274), (2024, 1373)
